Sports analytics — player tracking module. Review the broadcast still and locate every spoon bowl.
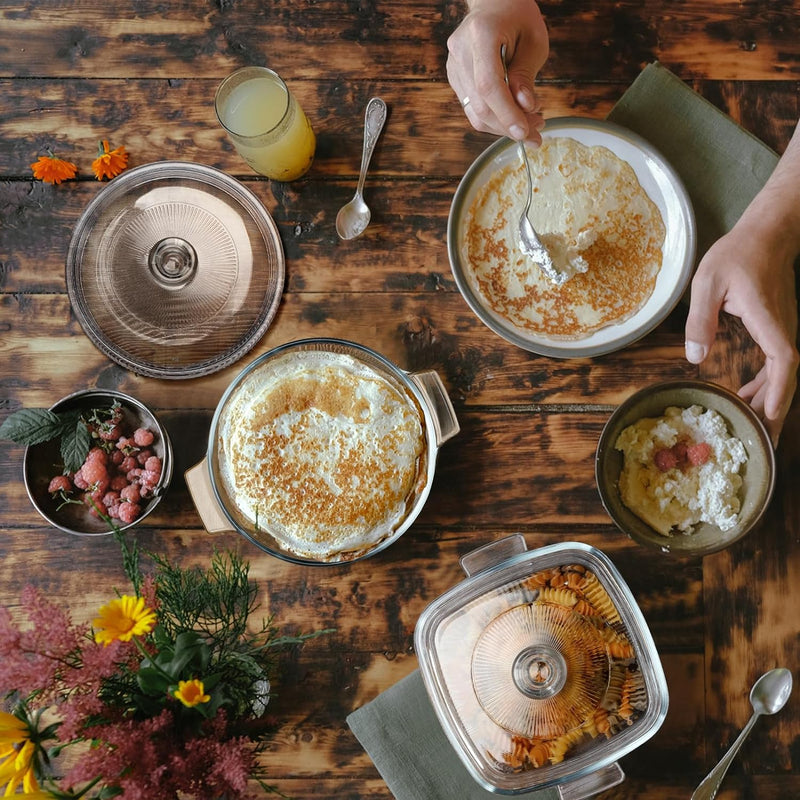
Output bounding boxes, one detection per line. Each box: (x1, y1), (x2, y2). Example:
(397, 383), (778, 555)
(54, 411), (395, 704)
(691, 667), (793, 800)
(336, 97), (388, 240)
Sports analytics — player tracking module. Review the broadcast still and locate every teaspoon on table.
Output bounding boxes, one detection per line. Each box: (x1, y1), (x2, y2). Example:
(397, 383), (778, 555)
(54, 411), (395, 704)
(335, 96), (388, 240)
(691, 667), (793, 800)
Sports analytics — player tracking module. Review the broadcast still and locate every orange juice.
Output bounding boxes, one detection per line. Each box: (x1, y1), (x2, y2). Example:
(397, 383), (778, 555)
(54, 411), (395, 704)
(215, 67), (316, 181)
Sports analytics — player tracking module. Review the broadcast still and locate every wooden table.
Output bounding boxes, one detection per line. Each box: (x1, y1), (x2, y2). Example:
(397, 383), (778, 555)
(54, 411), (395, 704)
(1, 1), (798, 797)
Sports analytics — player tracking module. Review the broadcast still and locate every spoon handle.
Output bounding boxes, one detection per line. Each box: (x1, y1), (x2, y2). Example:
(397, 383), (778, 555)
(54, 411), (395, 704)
(356, 97), (387, 196)
(691, 712), (760, 800)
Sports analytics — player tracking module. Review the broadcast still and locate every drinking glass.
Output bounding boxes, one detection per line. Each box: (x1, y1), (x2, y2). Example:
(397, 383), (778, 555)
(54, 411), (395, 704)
(214, 66), (316, 181)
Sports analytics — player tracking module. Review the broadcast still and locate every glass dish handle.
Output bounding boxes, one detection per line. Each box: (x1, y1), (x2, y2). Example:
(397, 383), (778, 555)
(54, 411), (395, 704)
(460, 533), (528, 577)
(409, 370), (460, 446)
(558, 762), (625, 800)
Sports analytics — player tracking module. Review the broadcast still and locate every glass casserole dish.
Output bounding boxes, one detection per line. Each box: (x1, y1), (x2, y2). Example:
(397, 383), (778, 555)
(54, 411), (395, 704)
(414, 536), (669, 797)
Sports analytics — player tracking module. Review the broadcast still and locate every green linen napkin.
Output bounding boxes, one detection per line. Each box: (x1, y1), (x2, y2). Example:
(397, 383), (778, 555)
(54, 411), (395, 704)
(606, 61), (779, 262)
(346, 670), (560, 800)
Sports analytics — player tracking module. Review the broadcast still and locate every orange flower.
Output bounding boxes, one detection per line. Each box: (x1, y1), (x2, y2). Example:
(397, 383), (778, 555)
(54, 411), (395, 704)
(92, 139), (129, 181)
(30, 150), (78, 184)
(173, 679), (210, 708)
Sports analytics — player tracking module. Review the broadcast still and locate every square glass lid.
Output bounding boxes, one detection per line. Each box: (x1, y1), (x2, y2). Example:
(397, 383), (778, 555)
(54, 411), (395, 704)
(66, 161), (284, 379)
(414, 539), (668, 795)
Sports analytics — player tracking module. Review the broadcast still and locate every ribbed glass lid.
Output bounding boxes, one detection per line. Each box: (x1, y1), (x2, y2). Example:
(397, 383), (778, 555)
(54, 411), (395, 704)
(66, 161), (284, 379)
(414, 539), (668, 794)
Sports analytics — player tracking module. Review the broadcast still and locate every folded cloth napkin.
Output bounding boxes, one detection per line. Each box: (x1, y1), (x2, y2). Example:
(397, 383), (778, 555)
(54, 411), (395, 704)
(346, 670), (560, 800)
(606, 61), (779, 262)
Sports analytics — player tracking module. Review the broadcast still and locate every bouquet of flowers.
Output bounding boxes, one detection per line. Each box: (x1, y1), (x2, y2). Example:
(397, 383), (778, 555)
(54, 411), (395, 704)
(0, 532), (330, 799)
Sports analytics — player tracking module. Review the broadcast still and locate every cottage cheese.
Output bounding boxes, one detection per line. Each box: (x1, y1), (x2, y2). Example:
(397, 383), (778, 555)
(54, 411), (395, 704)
(614, 405), (747, 536)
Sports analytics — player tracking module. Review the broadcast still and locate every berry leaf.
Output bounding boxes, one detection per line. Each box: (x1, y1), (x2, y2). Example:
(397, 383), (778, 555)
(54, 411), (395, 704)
(0, 408), (65, 445)
(60, 415), (92, 474)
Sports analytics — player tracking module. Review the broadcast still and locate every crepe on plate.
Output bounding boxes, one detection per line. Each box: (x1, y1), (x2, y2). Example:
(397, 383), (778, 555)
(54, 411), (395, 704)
(461, 137), (666, 339)
(216, 350), (427, 561)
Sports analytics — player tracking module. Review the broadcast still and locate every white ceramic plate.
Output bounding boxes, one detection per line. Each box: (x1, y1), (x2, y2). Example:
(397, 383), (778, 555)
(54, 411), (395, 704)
(447, 117), (697, 358)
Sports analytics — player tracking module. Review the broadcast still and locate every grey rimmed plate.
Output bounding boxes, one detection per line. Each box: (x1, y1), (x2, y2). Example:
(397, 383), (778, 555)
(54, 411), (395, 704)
(448, 117), (696, 358)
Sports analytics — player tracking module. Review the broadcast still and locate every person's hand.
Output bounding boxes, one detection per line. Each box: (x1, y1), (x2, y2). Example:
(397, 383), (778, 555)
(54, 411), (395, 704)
(446, 0), (549, 143)
(684, 219), (799, 446)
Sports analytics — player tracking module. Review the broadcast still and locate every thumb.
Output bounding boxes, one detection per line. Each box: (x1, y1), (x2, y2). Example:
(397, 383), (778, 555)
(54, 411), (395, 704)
(684, 269), (726, 364)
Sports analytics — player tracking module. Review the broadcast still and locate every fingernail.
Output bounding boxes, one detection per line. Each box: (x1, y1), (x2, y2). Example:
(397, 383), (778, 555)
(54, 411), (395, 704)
(510, 124), (526, 141)
(515, 87), (535, 111)
(685, 340), (707, 363)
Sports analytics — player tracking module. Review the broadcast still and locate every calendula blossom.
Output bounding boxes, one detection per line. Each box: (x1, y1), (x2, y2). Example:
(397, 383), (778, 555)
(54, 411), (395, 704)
(93, 595), (156, 646)
(0, 711), (39, 794)
(173, 679), (210, 708)
(30, 150), (78, 184)
(92, 139), (129, 181)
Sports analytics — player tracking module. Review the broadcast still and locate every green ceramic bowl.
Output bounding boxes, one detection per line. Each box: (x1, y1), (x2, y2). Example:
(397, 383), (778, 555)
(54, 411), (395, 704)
(595, 380), (775, 556)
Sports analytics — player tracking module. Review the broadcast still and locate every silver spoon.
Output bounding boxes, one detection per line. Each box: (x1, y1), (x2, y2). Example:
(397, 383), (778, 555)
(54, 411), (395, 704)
(336, 96), (388, 240)
(499, 45), (565, 286)
(691, 667), (793, 800)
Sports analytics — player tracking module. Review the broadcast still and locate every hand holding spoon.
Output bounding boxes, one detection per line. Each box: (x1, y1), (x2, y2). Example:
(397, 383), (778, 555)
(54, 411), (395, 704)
(336, 97), (388, 240)
(691, 667), (793, 800)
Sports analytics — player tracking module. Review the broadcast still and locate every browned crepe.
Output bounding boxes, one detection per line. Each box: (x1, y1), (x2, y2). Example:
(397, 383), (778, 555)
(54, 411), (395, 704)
(462, 137), (666, 339)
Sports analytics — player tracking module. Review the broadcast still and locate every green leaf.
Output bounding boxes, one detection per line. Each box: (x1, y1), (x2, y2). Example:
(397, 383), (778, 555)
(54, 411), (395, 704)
(136, 665), (172, 696)
(60, 414), (92, 473)
(0, 408), (64, 445)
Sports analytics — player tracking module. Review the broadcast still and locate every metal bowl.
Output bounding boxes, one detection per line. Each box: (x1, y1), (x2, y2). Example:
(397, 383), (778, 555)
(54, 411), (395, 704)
(448, 117), (696, 358)
(595, 380), (775, 555)
(23, 389), (173, 536)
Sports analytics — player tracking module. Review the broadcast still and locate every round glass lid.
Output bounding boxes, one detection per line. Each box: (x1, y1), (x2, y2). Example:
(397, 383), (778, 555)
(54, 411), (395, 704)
(66, 161), (285, 379)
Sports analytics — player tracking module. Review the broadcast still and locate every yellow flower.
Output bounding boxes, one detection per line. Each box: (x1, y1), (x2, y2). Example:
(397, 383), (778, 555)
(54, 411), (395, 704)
(173, 679), (210, 708)
(0, 711), (28, 745)
(30, 150), (78, 184)
(92, 139), (129, 181)
(93, 595), (156, 646)
(0, 713), (39, 795)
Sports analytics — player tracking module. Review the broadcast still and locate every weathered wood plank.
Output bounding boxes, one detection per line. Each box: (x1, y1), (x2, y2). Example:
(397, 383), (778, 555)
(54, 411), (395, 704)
(0, 79), (796, 184)
(1, 0), (798, 82)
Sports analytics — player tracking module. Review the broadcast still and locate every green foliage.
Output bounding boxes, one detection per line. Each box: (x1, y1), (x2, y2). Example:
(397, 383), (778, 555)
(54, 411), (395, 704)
(110, 531), (333, 723)
(0, 404), (110, 473)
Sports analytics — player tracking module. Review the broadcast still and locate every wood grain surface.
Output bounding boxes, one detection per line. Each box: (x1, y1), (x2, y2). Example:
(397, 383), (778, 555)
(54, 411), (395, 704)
(1, 1), (799, 798)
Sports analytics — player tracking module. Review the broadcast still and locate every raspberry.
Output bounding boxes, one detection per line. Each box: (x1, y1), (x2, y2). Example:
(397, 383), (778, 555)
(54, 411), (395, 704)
(120, 484), (141, 504)
(136, 448), (153, 466)
(108, 503), (121, 519)
(133, 428), (155, 447)
(72, 469), (89, 490)
(48, 475), (73, 494)
(671, 441), (689, 470)
(81, 460), (109, 487)
(118, 502), (142, 525)
(687, 441), (713, 466)
(653, 448), (677, 472)
(120, 455), (138, 473)
(127, 468), (142, 482)
(140, 469), (160, 488)
(103, 491), (120, 508)
(110, 449), (124, 466)
(99, 423), (123, 441)
(110, 475), (128, 491)
(144, 456), (162, 474)
(86, 447), (108, 465)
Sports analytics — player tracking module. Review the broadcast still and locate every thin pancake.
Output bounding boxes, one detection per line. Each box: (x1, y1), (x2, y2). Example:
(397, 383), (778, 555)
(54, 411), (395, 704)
(462, 137), (666, 339)
(217, 350), (427, 561)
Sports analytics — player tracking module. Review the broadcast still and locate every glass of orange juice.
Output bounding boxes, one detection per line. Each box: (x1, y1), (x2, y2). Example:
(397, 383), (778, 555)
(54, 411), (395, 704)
(214, 66), (316, 181)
